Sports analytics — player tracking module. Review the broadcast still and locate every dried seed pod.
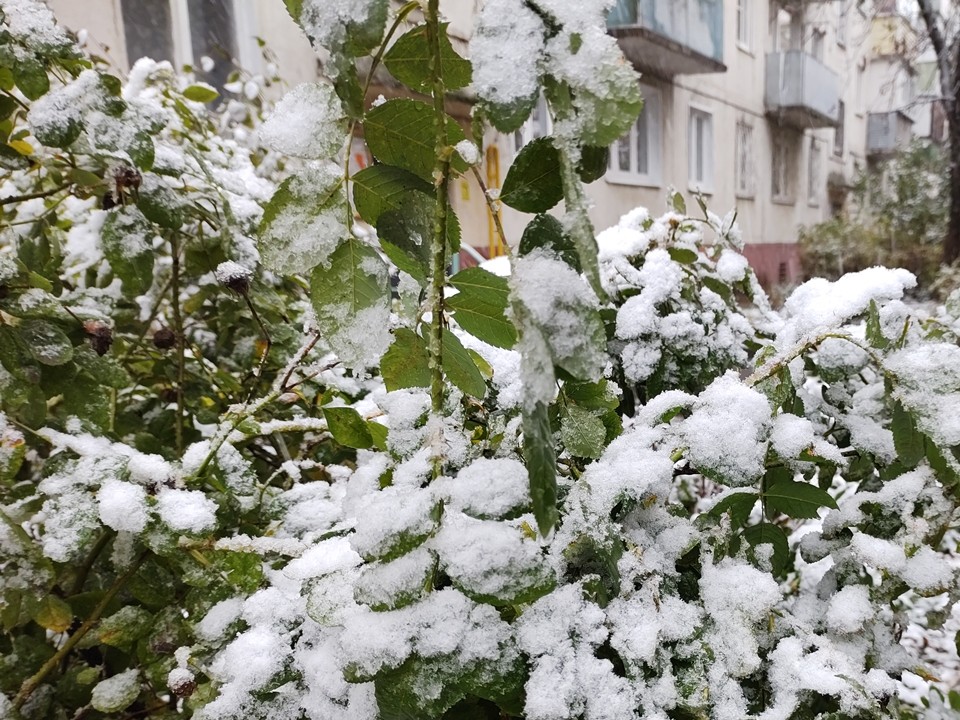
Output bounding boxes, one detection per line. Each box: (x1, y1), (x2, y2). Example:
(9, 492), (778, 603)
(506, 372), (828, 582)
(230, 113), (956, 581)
(152, 327), (177, 350)
(215, 260), (253, 295)
(83, 319), (113, 356)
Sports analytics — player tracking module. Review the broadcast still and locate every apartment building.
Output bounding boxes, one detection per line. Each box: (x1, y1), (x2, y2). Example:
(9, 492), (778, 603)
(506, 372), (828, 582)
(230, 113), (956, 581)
(45, 0), (920, 288)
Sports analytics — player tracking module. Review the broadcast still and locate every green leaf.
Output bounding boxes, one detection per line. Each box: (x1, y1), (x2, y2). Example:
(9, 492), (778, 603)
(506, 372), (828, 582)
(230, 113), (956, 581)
(101, 207), (156, 294)
(353, 164), (432, 227)
(364, 99), (467, 182)
(309, 238), (390, 368)
(127, 130), (155, 171)
(91, 671), (140, 713)
(764, 475), (837, 519)
(892, 400), (925, 470)
(742, 522), (789, 574)
(707, 491), (758, 529)
(137, 177), (184, 230)
(260, 167), (348, 276)
(97, 606), (153, 648)
(384, 23), (472, 93)
(183, 84), (219, 103)
(670, 190), (687, 215)
(561, 405), (606, 459)
(375, 191), (436, 284)
(577, 145), (609, 183)
(865, 299), (890, 349)
(0, 424), (25, 485)
(324, 406), (374, 449)
(500, 137), (562, 213)
(14, 56), (48, 100)
(30, 594), (72, 633)
(442, 328), (487, 399)
(564, 379), (619, 411)
(447, 267), (516, 349)
(519, 213), (581, 272)
(668, 247), (698, 264)
(19, 319), (73, 366)
(381, 328), (431, 391)
(524, 401), (557, 536)
(368, 421), (389, 452)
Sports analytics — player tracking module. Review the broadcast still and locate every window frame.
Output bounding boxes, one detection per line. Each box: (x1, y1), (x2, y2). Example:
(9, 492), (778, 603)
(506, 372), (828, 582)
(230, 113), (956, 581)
(122, 0), (260, 82)
(735, 120), (754, 199)
(771, 129), (795, 204)
(736, 0), (750, 49)
(605, 84), (663, 188)
(834, 99), (845, 156)
(808, 137), (821, 207)
(688, 106), (714, 194)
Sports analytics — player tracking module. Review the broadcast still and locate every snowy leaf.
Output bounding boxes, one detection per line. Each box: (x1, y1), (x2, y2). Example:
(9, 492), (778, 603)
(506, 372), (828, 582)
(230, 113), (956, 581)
(561, 405), (606, 459)
(30, 594), (72, 633)
(891, 400), (924, 470)
(309, 238), (391, 369)
(742, 523), (789, 574)
(259, 82), (345, 160)
(519, 213), (581, 272)
(707, 491), (758, 529)
(500, 137), (562, 213)
(19, 319), (73, 366)
(91, 669), (140, 713)
(384, 23), (472, 93)
(101, 207), (155, 294)
(259, 163), (348, 276)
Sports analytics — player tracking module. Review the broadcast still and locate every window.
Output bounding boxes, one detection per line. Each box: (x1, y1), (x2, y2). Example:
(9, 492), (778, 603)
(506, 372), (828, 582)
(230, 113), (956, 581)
(737, 0), (750, 47)
(808, 138), (821, 206)
(512, 95), (551, 154)
(811, 29), (825, 62)
(771, 130), (794, 202)
(607, 85), (662, 186)
(735, 121), (754, 198)
(834, 100), (845, 156)
(688, 108), (714, 191)
(837, 0), (847, 46)
(121, 0), (254, 88)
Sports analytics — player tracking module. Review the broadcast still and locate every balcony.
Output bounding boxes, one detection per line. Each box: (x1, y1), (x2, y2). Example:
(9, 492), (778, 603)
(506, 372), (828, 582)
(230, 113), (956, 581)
(765, 51), (840, 129)
(866, 110), (914, 157)
(607, 0), (725, 78)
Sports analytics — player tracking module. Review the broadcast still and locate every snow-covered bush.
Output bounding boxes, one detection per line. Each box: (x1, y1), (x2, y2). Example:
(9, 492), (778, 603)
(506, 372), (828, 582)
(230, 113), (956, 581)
(2, 1), (960, 719)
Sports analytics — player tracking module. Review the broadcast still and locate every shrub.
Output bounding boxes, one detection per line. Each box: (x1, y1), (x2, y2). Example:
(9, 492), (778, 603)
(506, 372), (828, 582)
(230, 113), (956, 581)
(1, 1), (959, 719)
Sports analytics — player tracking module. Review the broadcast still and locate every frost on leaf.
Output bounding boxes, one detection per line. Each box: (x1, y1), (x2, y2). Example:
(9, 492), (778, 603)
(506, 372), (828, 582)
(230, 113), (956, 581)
(259, 161), (349, 276)
(259, 82), (346, 160)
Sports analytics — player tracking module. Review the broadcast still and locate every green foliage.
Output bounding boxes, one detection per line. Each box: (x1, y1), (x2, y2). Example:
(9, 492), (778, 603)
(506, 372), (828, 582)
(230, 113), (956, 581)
(799, 139), (947, 291)
(2, 3), (958, 720)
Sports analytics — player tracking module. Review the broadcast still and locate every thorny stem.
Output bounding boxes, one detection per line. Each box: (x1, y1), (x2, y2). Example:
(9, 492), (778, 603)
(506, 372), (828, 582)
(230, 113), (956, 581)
(69, 530), (114, 595)
(342, 1), (420, 229)
(745, 331), (888, 389)
(170, 234), (185, 456)
(426, 0), (449, 478)
(242, 292), (272, 388)
(0, 183), (71, 206)
(14, 553), (147, 712)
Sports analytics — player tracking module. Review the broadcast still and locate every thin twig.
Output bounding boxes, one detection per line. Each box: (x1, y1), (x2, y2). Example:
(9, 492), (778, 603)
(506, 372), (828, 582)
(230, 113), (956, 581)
(14, 554), (147, 711)
(0, 183), (71, 206)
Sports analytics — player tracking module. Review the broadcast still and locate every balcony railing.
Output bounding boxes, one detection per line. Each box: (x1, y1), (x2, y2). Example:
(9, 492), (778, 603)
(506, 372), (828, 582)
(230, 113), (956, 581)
(607, 0), (725, 78)
(765, 51), (840, 129)
(866, 110), (914, 157)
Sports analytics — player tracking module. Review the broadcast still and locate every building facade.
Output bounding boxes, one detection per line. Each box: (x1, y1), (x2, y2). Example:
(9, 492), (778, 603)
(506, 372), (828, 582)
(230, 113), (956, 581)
(46, 0), (921, 289)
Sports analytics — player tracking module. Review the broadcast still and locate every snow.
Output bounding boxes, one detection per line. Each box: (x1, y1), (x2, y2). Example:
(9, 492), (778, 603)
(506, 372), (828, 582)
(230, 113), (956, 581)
(434, 457), (530, 518)
(826, 585), (873, 633)
(454, 139), (480, 166)
(97, 479), (148, 533)
(472, 0), (545, 112)
(156, 488), (218, 533)
(214, 260), (253, 287)
(259, 83), (345, 160)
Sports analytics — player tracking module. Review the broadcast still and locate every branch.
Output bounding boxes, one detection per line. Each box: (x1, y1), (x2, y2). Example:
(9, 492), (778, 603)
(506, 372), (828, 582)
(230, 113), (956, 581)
(917, 0), (956, 116)
(14, 553), (146, 711)
(0, 184), (71, 206)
